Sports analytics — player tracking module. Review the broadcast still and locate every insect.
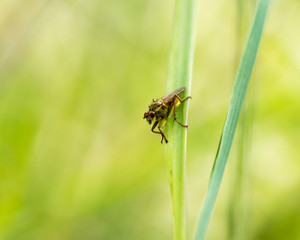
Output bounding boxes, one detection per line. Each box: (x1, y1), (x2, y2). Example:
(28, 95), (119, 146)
(143, 87), (191, 144)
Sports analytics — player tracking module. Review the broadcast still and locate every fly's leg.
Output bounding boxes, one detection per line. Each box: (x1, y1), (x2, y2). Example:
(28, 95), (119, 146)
(158, 126), (168, 144)
(173, 94), (191, 127)
(175, 94), (192, 103)
(173, 100), (189, 128)
(152, 121), (168, 144)
(151, 121), (160, 135)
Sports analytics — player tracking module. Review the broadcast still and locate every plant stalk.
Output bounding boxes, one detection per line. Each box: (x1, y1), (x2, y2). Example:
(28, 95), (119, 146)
(165, 0), (198, 239)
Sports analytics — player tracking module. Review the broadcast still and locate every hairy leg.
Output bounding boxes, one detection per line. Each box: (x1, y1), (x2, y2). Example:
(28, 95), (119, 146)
(152, 121), (168, 143)
(173, 102), (188, 128)
(174, 95), (191, 103)
(158, 126), (168, 144)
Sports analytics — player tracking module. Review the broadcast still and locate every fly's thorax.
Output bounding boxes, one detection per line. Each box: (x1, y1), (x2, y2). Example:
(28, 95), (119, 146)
(152, 104), (168, 118)
(149, 102), (162, 111)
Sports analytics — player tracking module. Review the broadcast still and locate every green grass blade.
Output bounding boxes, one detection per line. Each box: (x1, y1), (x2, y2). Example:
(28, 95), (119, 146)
(194, 0), (270, 239)
(165, 0), (198, 239)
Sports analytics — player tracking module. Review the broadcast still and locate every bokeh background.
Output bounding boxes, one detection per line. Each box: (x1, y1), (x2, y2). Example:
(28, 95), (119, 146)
(1, 0), (300, 239)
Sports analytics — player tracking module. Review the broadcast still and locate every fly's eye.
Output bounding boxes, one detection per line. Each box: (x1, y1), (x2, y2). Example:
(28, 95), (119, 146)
(149, 111), (155, 118)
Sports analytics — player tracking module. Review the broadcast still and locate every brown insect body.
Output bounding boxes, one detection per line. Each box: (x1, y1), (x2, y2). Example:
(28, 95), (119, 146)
(143, 87), (191, 144)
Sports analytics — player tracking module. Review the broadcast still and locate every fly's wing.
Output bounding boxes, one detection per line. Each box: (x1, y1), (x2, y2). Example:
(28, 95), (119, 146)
(160, 87), (186, 103)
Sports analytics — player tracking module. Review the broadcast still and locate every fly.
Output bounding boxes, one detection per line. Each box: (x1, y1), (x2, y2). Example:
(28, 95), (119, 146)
(143, 87), (191, 143)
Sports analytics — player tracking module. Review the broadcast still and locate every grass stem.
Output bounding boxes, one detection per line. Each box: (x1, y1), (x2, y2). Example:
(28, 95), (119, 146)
(165, 0), (199, 239)
(194, 0), (270, 239)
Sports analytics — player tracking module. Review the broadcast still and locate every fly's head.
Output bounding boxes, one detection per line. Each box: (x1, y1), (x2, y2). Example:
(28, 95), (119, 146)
(143, 101), (162, 125)
(143, 110), (155, 125)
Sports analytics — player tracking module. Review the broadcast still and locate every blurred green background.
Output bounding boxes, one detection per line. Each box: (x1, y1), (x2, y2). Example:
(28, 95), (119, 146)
(1, 0), (300, 239)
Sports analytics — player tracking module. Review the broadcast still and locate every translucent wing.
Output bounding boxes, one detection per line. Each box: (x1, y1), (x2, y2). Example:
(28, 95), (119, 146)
(160, 87), (186, 103)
